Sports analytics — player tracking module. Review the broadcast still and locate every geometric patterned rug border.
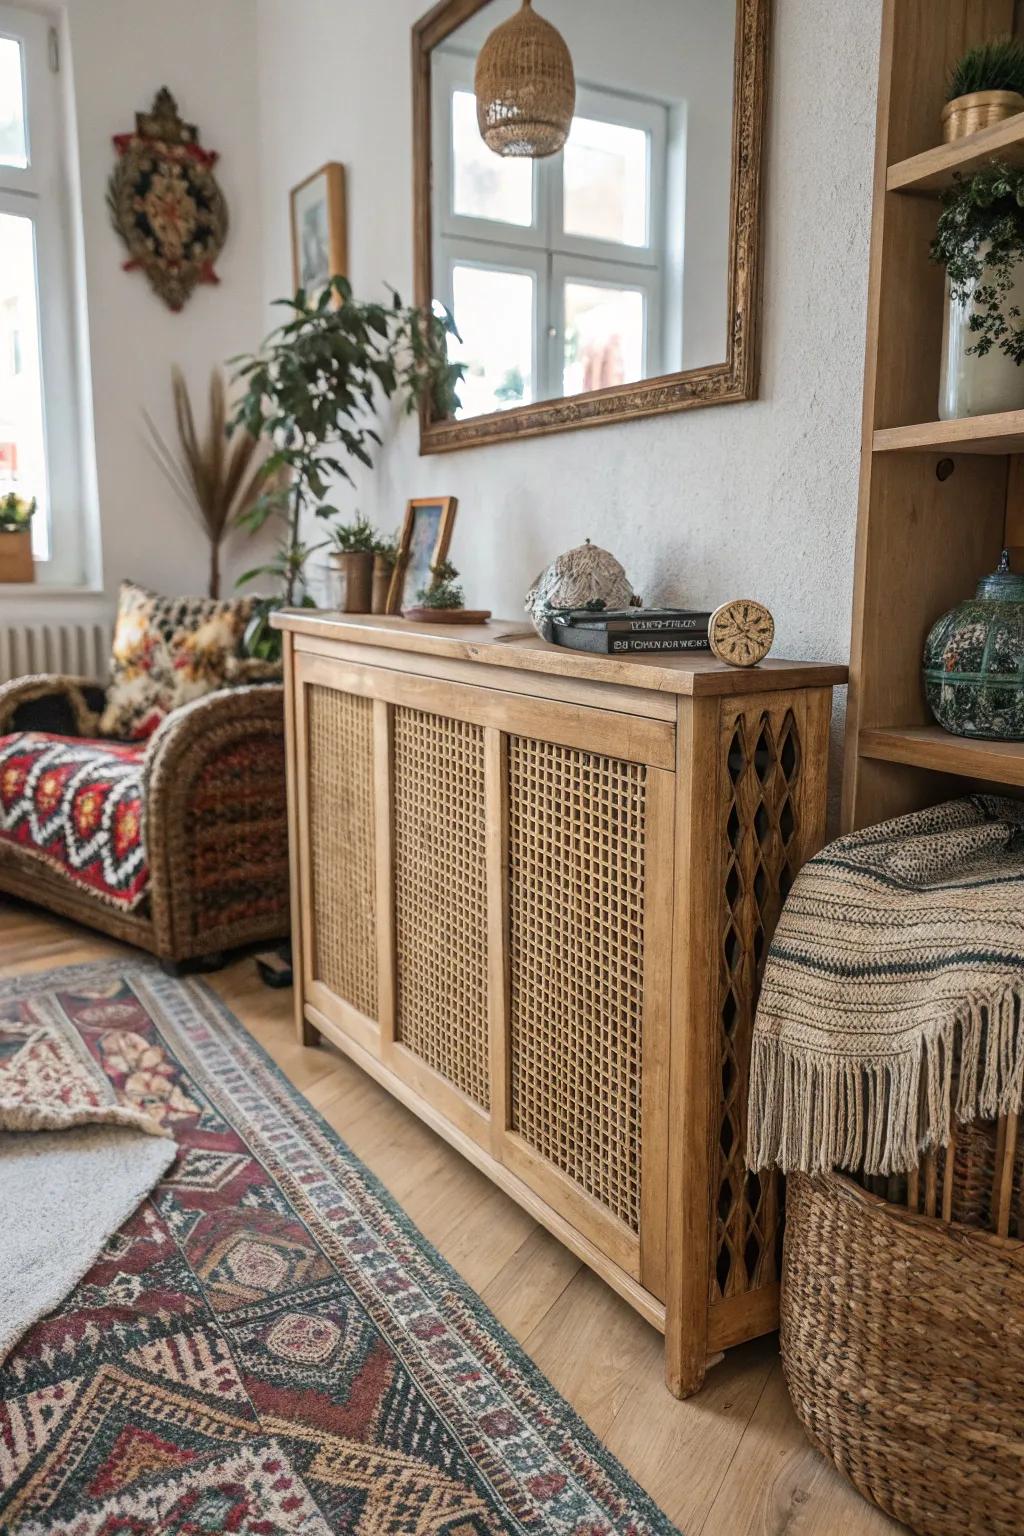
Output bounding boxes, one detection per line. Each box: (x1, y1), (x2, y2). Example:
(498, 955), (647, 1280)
(0, 959), (680, 1535)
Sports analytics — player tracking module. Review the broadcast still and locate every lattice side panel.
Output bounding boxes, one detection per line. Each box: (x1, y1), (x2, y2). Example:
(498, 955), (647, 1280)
(508, 736), (646, 1232)
(307, 685), (377, 1020)
(713, 705), (802, 1300)
(392, 708), (490, 1108)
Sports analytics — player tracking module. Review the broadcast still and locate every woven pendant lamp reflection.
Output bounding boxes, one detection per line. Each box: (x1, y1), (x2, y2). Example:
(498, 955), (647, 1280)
(475, 0), (576, 159)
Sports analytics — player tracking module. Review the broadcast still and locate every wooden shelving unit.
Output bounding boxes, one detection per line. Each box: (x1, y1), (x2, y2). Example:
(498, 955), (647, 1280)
(860, 725), (1024, 788)
(887, 111), (1024, 193)
(843, 0), (1024, 830)
(874, 411), (1024, 455)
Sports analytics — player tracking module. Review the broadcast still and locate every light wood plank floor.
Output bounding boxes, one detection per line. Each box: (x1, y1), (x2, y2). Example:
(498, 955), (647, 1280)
(0, 902), (905, 1536)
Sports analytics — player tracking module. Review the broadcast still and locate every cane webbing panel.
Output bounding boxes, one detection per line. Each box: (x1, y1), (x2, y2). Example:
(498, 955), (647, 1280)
(393, 708), (490, 1108)
(508, 736), (646, 1232)
(307, 685), (377, 1019)
(714, 704), (801, 1300)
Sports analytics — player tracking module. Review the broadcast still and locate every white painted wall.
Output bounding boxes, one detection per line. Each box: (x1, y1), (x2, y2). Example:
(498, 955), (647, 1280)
(255, 0), (882, 794)
(4, 0), (882, 809)
(4, 0), (266, 621)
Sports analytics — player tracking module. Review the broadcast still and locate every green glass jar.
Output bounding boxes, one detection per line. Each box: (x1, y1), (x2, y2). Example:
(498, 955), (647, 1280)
(923, 550), (1024, 739)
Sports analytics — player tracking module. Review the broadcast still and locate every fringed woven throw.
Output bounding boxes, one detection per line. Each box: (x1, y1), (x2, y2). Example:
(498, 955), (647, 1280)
(747, 795), (1024, 1176)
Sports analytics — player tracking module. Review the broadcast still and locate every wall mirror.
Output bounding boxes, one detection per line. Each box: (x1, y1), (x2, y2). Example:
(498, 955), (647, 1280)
(413, 0), (769, 453)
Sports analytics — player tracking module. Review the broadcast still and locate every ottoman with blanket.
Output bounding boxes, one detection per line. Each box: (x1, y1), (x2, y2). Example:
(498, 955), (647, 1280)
(748, 797), (1024, 1536)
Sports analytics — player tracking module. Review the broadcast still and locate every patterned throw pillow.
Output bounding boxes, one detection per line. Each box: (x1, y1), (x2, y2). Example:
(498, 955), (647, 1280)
(99, 582), (255, 741)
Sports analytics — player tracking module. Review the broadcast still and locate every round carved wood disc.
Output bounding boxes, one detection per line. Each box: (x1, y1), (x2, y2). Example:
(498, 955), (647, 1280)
(708, 599), (775, 668)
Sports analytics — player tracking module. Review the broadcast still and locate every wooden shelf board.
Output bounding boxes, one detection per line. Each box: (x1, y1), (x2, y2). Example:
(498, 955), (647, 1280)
(887, 114), (1024, 194)
(860, 725), (1024, 787)
(874, 411), (1024, 455)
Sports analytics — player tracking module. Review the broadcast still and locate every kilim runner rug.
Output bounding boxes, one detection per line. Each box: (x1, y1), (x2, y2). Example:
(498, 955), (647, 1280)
(0, 961), (678, 1536)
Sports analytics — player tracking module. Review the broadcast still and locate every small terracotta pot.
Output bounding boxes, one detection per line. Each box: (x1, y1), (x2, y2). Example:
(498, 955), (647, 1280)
(0, 529), (34, 583)
(942, 89), (1024, 142)
(372, 556), (394, 615)
(334, 551), (373, 613)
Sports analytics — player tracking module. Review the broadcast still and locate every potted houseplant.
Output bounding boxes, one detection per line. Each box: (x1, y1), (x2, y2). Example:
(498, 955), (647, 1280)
(942, 37), (1024, 143)
(402, 558), (490, 623)
(328, 513), (377, 613)
(230, 276), (462, 659)
(372, 531), (400, 614)
(0, 493), (36, 584)
(931, 162), (1024, 418)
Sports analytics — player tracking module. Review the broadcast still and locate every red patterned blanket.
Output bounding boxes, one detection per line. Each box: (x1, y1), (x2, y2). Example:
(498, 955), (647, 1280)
(0, 733), (147, 910)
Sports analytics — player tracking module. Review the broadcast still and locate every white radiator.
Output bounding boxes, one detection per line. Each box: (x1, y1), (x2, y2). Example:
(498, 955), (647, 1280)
(0, 620), (113, 686)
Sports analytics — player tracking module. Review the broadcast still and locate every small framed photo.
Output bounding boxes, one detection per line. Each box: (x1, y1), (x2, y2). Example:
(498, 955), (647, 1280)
(388, 497), (459, 614)
(290, 162), (347, 294)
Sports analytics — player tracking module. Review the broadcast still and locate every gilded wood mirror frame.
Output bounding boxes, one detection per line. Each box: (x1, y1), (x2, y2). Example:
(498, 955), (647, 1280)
(412, 0), (770, 454)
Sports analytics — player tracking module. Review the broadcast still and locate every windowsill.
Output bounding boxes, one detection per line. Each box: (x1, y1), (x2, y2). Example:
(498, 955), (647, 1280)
(0, 583), (104, 598)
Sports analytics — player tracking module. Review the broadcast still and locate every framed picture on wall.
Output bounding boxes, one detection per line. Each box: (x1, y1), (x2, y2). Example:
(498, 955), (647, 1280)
(290, 162), (347, 294)
(388, 497), (458, 614)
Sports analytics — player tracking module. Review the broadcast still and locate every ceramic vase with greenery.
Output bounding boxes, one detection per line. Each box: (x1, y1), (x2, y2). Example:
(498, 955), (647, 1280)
(230, 276), (462, 658)
(372, 532), (400, 615)
(943, 38), (1024, 142)
(329, 513), (377, 613)
(931, 162), (1024, 418)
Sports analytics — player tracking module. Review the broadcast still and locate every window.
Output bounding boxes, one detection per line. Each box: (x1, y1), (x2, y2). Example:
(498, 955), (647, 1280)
(0, 5), (86, 583)
(433, 52), (667, 419)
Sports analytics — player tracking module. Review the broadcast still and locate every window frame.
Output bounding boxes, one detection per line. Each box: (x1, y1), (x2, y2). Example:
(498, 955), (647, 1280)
(0, 2), (86, 585)
(432, 48), (668, 417)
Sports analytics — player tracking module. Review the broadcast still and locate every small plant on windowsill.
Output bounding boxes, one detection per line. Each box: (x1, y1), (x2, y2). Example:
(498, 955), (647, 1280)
(416, 558), (465, 611)
(0, 493), (36, 532)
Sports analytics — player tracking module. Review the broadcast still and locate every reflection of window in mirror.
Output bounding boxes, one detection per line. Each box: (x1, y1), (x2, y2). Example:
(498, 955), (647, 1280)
(434, 57), (672, 419)
(429, 1), (737, 424)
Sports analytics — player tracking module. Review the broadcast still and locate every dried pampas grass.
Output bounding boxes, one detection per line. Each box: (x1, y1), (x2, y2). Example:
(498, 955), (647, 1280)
(145, 367), (271, 598)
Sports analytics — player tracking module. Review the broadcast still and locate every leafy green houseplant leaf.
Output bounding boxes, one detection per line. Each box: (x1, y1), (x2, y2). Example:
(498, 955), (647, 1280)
(931, 163), (1024, 365)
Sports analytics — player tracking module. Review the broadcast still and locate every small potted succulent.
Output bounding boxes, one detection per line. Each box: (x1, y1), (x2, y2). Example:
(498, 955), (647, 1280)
(0, 493), (37, 584)
(328, 513), (378, 613)
(931, 162), (1024, 417)
(402, 558), (490, 624)
(371, 531), (400, 615)
(415, 557), (465, 612)
(942, 37), (1024, 143)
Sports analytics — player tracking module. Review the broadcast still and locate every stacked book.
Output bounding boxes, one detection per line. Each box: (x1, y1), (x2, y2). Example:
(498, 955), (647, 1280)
(548, 608), (711, 655)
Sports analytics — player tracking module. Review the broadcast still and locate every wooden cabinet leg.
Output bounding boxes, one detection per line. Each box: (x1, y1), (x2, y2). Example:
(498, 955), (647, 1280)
(665, 1336), (709, 1399)
(298, 1013), (320, 1047)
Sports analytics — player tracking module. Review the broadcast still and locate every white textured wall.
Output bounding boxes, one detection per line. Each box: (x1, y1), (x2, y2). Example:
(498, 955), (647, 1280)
(255, 0), (881, 787)
(5, 0), (266, 622)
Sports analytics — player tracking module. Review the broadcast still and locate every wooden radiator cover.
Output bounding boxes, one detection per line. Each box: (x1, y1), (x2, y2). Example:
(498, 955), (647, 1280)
(279, 613), (845, 1397)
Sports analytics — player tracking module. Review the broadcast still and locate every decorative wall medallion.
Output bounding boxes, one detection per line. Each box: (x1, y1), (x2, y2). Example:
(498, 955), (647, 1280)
(108, 88), (229, 312)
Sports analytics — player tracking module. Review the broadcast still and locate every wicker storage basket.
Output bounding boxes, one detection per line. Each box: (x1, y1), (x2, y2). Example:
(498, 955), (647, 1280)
(781, 1147), (1024, 1536)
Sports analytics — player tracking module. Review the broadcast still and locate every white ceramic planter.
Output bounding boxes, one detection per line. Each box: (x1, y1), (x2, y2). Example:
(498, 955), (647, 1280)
(939, 250), (1024, 420)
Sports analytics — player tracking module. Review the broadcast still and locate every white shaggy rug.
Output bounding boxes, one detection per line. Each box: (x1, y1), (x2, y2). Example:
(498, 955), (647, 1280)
(0, 985), (177, 1364)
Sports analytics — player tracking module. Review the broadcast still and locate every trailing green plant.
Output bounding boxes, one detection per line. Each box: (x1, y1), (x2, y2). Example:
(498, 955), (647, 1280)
(947, 37), (1024, 101)
(0, 493), (36, 532)
(328, 512), (378, 554)
(229, 276), (463, 623)
(416, 558), (465, 610)
(930, 163), (1024, 364)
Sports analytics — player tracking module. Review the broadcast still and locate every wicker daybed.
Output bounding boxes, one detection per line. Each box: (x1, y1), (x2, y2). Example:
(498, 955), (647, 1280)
(0, 673), (290, 968)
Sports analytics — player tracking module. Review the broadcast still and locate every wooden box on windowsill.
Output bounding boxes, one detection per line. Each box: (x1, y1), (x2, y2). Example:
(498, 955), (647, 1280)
(0, 531), (34, 583)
